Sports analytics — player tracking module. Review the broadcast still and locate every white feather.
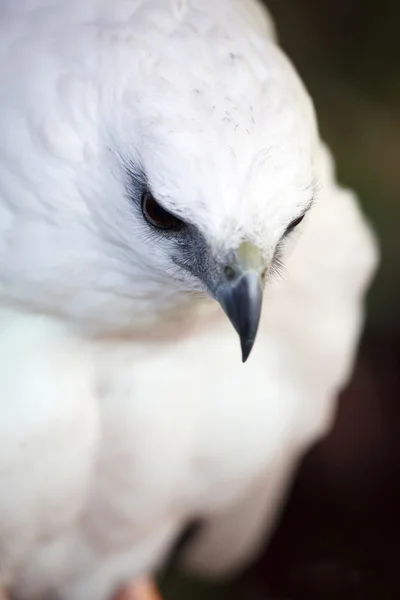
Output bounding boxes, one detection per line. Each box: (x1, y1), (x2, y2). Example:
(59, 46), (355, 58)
(0, 1), (378, 599)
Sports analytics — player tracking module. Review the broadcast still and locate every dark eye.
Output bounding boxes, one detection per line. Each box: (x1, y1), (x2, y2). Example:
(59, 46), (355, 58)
(284, 213), (305, 236)
(141, 190), (183, 230)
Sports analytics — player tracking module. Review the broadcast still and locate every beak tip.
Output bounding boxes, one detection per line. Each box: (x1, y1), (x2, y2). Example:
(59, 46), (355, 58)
(215, 270), (263, 364)
(240, 337), (256, 363)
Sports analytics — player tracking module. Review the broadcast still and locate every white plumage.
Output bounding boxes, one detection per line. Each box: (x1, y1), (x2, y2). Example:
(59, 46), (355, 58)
(0, 1), (377, 599)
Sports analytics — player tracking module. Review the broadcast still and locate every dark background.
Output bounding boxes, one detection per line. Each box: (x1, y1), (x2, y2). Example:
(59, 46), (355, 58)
(163, 1), (400, 598)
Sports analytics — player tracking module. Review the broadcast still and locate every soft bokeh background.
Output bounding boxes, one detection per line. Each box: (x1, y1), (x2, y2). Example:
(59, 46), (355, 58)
(162, 2), (400, 598)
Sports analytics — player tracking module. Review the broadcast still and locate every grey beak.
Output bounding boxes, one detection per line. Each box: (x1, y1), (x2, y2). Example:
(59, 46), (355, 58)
(216, 271), (263, 363)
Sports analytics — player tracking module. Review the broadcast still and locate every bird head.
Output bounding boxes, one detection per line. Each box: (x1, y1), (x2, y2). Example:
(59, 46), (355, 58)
(0, 1), (319, 360)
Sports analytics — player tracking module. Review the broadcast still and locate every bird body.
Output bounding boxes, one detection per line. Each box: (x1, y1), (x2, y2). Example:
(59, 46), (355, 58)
(0, 1), (377, 599)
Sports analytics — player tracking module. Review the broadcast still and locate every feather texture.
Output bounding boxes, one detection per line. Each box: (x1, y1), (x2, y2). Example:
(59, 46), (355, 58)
(0, 2), (377, 599)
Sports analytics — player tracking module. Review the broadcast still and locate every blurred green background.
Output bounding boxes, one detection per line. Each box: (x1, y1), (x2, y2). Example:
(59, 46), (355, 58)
(162, 2), (400, 599)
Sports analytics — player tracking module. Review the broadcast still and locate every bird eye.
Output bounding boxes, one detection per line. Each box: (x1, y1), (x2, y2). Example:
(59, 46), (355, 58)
(141, 190), (183, 230)
(284, 213), (305, 236)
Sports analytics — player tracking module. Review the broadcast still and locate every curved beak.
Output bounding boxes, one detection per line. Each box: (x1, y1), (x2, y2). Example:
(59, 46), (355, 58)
(215, 242), (264, 362)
